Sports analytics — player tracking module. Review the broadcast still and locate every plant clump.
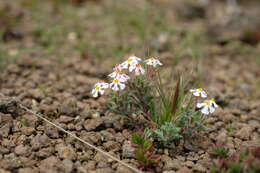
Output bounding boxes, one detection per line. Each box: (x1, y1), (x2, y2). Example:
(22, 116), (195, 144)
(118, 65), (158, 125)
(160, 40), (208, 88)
(91, 54), (220, 167)
(209, 144), (260, 173)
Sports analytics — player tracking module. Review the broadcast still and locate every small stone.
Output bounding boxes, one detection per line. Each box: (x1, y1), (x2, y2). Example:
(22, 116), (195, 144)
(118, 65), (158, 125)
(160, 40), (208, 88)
(164, 157), (182, 170)
(21, 127), (35, 136)
(36, 147), (54, 158)
(122, 141), (135, 159)
(22, 114), (38, 127)
(39, 156), (60, 172)
(248, 120), (259, 130)
(176, 156), (185, 162)
(83, 118), (104, 131)
(56, 144), (76, 160)
(116, 165), (135, 173)
(18, 167), (39, 173)
(95, 168), (114, 173)
(193, 163), (206, 172)
(103, 141), (121, 152)
(176, 167), (191, 173)
(31, 134), (50, 150)
(0, 124), (11, 137)
(94, 152), (110, 162)
(0, 169), (11, 173)
(96, 161), (110, 168)
(0, 113), (12, 123)
(84, 160), (96, 170)
(235, 126), (252, 140)
(14, 145), (29, 156)
(61, 159), (73, 173)
(57, 116), (74, 123)
(91, 112), (100, 119)
(185, 161), (194, 168)
(100, 130), (115, 141)
(45, 124), (59, 138)
(216, 130), (228, 142)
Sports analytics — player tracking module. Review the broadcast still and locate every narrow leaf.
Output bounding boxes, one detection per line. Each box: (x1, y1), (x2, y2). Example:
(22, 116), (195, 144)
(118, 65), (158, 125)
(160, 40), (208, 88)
(171, 76), (181, 118)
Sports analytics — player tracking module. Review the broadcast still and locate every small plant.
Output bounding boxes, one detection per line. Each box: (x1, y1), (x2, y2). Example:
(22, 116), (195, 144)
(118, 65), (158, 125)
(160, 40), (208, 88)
(209, 145), (260, 173)
(144, 122), (182, 148)
(91, 54), (219, 167)
(132, 133), (160, 171)
(208, 142), (230, 159)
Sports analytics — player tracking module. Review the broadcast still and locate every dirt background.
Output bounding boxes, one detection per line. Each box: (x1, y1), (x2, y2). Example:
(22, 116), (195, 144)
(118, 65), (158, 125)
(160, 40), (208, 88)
(0, 0), (260, 172)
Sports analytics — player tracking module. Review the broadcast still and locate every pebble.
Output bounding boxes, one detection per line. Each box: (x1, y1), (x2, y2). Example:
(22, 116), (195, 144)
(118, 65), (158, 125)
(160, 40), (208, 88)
(185, 161), (194, 168)
(83, 118), (104, 131)
(235, 126), (253, 140)
(193, 163), (207, 172)
(14, 145), (29, 156)
(56, 144), (77, 160)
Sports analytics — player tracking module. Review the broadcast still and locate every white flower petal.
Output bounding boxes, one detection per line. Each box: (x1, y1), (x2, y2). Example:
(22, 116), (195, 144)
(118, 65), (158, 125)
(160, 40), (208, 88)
(201, 91), (207, 98)
(108, 72), (116, 78)
(129, 65), (135, 72)
(189, 89), (196, 93)
(193, 92), (200, 97)
(196, 103), (204, 108)
(99, 89), (105, 95)
(201, 106), (210, 115)
(209, 106), (215, 113)
(119, 83), (125, 90)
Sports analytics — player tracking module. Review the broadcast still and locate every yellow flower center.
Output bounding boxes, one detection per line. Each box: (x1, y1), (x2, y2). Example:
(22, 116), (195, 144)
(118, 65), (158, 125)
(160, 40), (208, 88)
(197, 88), (203, 91)
(95, 86), (100, 91)
(114, 79), (119, 83)
(204, 100), (210, 105)
(127, 58), (132, 63)
(210, 98), (215, 102)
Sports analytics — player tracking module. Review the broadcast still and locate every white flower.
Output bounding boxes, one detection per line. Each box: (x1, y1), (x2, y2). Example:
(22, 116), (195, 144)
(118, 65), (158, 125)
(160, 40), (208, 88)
(110, 79), (126, 91)
(190, 88), (207, 98)
(197, 98), (218, 115)
(91, 82), (109, 97)
(129, 63), (145, 76)
(108, 65), (130, 82)
(144, 57), (163, 67)
(121, 55), (142, 69)
(108, 71), (130, 82)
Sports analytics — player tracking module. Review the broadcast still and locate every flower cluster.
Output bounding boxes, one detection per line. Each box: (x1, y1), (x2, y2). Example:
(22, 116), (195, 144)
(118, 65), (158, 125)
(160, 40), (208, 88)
(91, 55), (163, 97)
(189, 88), (218, 115)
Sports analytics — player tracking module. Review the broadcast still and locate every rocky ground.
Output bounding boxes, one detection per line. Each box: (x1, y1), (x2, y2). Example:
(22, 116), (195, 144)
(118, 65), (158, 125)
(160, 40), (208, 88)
(0, 0), (260, 173)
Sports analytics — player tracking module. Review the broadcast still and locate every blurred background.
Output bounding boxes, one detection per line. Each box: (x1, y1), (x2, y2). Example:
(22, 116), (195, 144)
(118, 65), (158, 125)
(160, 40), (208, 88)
(1, 0), (260, 69)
